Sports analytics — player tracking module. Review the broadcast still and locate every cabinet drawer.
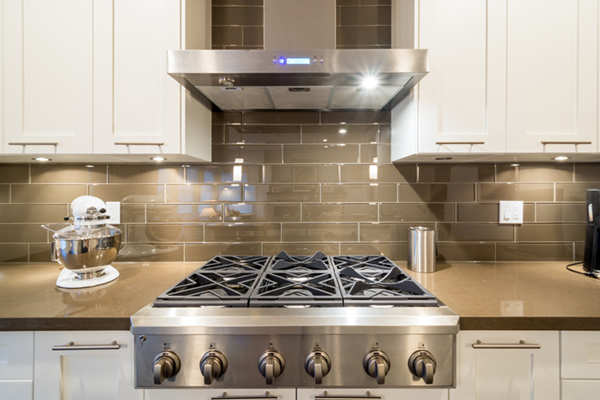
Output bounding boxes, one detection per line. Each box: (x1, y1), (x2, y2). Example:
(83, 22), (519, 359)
(0, 332), (33, 380)
(145, 389), (297, 400)
(297, 389), (448, 400)
(561, 331), (600, 379)
(562, 380), (600, 400)
(0, 380), (32, 400)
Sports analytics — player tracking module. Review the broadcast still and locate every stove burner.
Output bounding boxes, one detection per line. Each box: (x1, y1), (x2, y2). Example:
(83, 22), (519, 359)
(270, 251), (330, 272)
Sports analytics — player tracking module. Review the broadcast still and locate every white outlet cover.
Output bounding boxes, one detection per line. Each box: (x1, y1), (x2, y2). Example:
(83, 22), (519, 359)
(499, 201), (523, 224)
(105, 202), (121, 224)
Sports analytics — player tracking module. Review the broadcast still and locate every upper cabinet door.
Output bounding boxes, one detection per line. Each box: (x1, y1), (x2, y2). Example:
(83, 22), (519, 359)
(93, 0), (182, 155)
(418, 0), (507, 154)
(3, 0), (94, 154)
(506, 0), (598, 154)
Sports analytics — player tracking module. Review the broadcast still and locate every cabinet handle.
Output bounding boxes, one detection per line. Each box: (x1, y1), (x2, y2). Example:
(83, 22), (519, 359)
(114, 142), (164, 146)
(435, 141), (485, 145)
(52, 341), (121, 351)
(211, 392), (277, 400)
(8, 142), (58, 146)
(541, 141), (592, 145)
(316, 392), (381, 400)
(472, 340), (541, 349)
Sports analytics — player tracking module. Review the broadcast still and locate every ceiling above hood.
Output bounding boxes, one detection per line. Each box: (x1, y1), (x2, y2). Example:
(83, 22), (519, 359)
(167, 48), (428, 112)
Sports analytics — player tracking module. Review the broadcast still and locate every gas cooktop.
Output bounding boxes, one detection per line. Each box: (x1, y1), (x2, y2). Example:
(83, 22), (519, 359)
(154, 252), (438, 308)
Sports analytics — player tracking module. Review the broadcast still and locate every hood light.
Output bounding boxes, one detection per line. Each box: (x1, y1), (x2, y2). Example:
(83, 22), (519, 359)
(219, 78), (235, 87)
(361, 76), (379, 90)
(339, 128), (347, 134)
(552, 156), (570, 161)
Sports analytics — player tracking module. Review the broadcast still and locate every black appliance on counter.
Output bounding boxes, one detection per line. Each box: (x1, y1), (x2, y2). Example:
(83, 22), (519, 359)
(584, 189), (600, 275)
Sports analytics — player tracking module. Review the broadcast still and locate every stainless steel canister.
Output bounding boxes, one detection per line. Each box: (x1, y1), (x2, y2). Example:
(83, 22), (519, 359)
(407, 226), (436, 273)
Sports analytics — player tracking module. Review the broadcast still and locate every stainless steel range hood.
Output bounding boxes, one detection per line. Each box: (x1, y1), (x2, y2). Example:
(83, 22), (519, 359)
(167, 48), (428, 111)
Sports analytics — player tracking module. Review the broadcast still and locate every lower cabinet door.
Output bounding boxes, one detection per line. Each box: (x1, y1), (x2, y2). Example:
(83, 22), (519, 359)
(562, 380), (600, 400)
(0, 380), (33, 400)
(145, 388), (297, 400)
(297, 388), (448, 400)
(33, 331), (142, 400)
(450, 331), (560, 400)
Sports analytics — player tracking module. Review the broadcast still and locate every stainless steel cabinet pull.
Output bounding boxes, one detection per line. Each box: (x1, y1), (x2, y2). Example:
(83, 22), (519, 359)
(435, 141), (485, 145)
(541, 141), (592, 145)
(52, 341), (121, 351)
(211, 392), (276, 400)
(316, 393), (381, 400)
(8, 142), (58, 146)
(114, 142), (165, 146)
(472, 340), (541, 349)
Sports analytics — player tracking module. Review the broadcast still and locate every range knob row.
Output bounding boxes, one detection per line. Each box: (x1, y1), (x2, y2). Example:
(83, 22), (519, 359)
(152, 348), (436, 385)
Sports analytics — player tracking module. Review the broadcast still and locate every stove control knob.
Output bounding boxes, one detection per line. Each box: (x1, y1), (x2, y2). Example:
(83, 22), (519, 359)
(408, 350), (436, 384)
(200, 350), (228, 385)
(258, 350), (285, 385)
(363, 350), (391, 384)
(153, 351), (181, 385)
(304, 350), (331, 384)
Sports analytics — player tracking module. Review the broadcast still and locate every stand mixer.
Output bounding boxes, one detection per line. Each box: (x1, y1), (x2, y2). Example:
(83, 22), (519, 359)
(43, 196), (122, 288)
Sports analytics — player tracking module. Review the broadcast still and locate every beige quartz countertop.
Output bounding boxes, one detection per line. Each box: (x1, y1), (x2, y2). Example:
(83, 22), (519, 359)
(1, 261), (599, 331)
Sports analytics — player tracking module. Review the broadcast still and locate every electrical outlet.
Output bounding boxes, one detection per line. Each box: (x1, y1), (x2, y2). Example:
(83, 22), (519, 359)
(105, 202), (121, 224)
(499, 201), (523, 224)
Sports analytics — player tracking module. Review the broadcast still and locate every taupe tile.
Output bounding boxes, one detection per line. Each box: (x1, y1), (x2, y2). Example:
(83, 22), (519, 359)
(359, 223), (435, 242)
(301, 125), (378, 143)
(457, 203), (498, 222)
(337, 0), (360, 5)
(438, 223), (513, 241)
(360, 144), (391, 163)
(575, 163), (600, 182)
(108, 165), (184, 184)
(0, 165), (29, 183)
(282, 223), (358, 241)
(224, 125), (300, 144)
(244, 184), (319, 202)
(212, 27), (243, 46)
(264, 165), (339, 183)
(116, 244), (184, 262)
(341, 164), (416, 183)
(0, 244), (29, 262)
(220, 44), (263, 50)
(12, 184), (87, 204)
(31, 164), (106, 184)
(399, 183), (475, 202)
(212, 125), (224, 144)
(212, 6), (263, 26)
(379, 125), (391, 143)
(0, 224), (47, 243)
(212, 145), (282, 163)
(336, 26), (391, 46)
(167, 185), (241, 203)
(212, 112), (242, 125)
(225, 203), (300, 222)
(320, 111), (390, 124)
(127, 225), (203, 243)
(516, 223), (585, 242)
(30, 244), (51, 262)
(321, 184), (397, 202)
(340, 5), (391, 25)
(244, 112), (319, 125)
(380, 203), (454, 222)
(212, 0), (263, 5)
(575, 242), (585, 260)
(186, 164), (262, 184)
(0, 204), (67, 223)
(555, 183), (600, 202)
(205, 223), (280, 242)
(360, 0), (392, 5)
(243, 27), (263, 46)
(283, 144), (359, 163)
(496, 163), (573, 183)
(263, 243), (340, 256)
(536, 203), (586, 223)
(497, 243), (575, 262)
(477, 183), (554, 202)
(90, 184), (164, 203)
(185, 243), (262, 261)
(418, 164), (494, 182)
(148, 204), (222, 222)
(121, 204), (146, 223)
(437, 243), (495, 262)
(340, 243), (405, 260)
(303, 203), (377, 222)
(0, 185), (8, 203)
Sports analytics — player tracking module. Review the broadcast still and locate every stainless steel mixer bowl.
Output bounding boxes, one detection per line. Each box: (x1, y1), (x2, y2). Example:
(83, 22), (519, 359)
(51, 231), (122, 278)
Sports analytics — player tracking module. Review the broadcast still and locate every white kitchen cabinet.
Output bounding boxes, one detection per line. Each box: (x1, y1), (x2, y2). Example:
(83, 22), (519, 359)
(33, 330), (142, 400)
(561, 331), (600, 400)
(297, 388), (448, 400)
(2, 0), (94, 155)
(449, 330), (559, 400)
(506, 0), (598, 154)
(0, 332), (33, 400)
(145, 388), (297, 400)
(562, 380), (600, 400)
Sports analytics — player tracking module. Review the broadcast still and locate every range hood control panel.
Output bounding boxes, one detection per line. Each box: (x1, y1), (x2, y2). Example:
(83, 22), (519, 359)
(273, 55), (324, 65)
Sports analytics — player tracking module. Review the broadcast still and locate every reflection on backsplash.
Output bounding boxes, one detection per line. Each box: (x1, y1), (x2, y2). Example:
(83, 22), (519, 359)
(0, 110), (598, 263)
